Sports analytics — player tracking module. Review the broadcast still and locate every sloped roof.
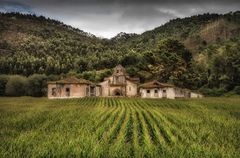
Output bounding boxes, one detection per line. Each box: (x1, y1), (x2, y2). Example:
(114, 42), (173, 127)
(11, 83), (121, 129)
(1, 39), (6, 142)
(48, 77), (93, 84)
(139, 80), (174, 88)
(127, 77), (140, 84)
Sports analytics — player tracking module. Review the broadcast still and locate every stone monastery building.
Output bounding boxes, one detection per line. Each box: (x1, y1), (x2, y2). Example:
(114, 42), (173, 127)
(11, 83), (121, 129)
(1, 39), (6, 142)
(48, 65), (202, 99)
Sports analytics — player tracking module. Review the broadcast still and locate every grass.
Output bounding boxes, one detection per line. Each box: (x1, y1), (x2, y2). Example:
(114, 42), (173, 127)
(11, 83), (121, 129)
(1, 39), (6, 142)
(0, 97), (240, 158)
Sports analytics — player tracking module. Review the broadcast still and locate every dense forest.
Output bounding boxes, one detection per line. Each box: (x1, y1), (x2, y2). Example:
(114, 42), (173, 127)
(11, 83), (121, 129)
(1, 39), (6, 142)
(0, 12), (240, 96)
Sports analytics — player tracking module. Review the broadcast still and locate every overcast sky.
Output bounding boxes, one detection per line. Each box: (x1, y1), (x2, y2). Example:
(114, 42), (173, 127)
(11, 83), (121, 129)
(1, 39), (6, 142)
(0, 0), (239, 38)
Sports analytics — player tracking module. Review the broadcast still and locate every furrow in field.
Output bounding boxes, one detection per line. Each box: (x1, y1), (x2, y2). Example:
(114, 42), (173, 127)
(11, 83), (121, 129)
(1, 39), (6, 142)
(92, 105), (118, 132)
(79, 97), (87, 106)
(111, 97), (118, 108)
(130, 100), (145, 147)
(108, 100), (135, 157)
(142, 102), (184, 141)
(107, 104), (127, 144)
(95, 97), (101, 106)
(99, 102), (125, 142)
(114, 98), (121, 108)
(78, 98), (88, 106)
(143, 99), (194, 142)
(140, 111), (163, 145)
(91, 97), (97, 107)
(144, 100), (194, 144)
(163, 112), (198, 142)
(96, 97), (103, 108)
(146, 110), (176, 144)
(89, 99), (109, 120)
(131, 101), (154, 150)
(103, 98), (109, 108)
(131, 104), (142, 157)
(134, 101), (167, 145)
(135, 109), (144, 146)
(95, 105), (122, 141)
(125, 106), (133, 143)
(125, 107), (134, 157)
(151, 108), (188, 143)
(108, 98), (113, 108)
(136, 100), (176, 145)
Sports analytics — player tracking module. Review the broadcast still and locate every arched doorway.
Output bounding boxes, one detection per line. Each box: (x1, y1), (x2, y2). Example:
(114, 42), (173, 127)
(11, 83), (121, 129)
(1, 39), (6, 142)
(113, 89), (122, 96)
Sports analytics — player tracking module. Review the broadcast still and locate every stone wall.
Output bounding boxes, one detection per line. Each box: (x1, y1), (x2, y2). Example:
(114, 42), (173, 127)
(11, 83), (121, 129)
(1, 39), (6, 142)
(126, 80), (138, 97)
(48, 83), (87, 99)
(140, 87), (175, 99)
(99, 80), (109, 97)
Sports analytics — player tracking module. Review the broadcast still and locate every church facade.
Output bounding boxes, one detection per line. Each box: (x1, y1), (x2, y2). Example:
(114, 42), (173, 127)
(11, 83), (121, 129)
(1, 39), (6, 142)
(99, 65), (139, 97)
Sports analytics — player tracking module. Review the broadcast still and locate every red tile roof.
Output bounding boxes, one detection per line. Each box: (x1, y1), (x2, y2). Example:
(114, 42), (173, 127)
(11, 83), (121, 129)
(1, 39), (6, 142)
(139, 80), (174, 88)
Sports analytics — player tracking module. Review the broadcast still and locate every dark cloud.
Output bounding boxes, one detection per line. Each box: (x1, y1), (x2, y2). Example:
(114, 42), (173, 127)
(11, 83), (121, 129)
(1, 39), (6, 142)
(19, 0), (240, 6)
(0, 1), (33, 13)
(1, 0), (239, 38)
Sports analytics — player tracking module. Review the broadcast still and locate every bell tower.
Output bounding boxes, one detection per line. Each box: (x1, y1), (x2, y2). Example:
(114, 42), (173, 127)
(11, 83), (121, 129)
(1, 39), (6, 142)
(112, 65), (126, 85)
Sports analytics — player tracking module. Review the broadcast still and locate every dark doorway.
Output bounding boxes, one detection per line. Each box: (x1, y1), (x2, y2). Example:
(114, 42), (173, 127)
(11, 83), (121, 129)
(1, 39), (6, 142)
(90, 86), (95, 96)
(162, 89), (167, 98)
(65, 88), (70, 97)
(113, 89), (122, 96)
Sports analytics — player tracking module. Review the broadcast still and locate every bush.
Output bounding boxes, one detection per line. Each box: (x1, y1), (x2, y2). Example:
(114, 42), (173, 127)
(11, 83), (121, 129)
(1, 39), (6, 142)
(82, 71), (96, 81)
(233, 86), (240, 95)
(199, 87), (227, 96)
(95, 69), (112, 82)
(26, 74), (48, 97)
(0, 75), (9, 96)
(5, 75), (28, 96)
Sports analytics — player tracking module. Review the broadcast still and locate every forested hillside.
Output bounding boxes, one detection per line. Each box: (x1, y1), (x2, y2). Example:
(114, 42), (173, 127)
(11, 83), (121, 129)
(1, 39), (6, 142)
(0, 12), (240, 96)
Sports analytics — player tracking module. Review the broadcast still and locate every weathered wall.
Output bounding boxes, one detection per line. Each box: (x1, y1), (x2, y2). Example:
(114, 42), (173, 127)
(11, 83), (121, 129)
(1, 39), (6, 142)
(48, 83), (87, 99)
(140, 88), (161, 98)
(166, 88), (175, 99)
(140, 87), (175, 99)
(95, 86), (101, 96)
(190, 92), (203, 98)
(99, 80), (109, 97)
(126, 80), (138, 97)
(174, 88), (186, 98)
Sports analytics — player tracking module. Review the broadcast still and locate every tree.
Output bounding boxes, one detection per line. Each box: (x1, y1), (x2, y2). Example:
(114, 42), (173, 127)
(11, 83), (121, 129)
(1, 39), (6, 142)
(5, 75), (28, 96)
(26, 74), (48, 97)
(121, 51), (140, 66)
(149, 39), (192, 84)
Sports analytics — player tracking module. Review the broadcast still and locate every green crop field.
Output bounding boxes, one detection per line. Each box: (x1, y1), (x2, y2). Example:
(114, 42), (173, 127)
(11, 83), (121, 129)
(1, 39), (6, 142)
(0, 97), (240, 158)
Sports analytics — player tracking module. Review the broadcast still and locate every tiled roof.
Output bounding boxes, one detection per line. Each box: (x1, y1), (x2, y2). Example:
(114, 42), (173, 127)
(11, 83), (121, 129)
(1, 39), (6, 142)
(139, 80), (174, 88)
(48, 77), (93, 84)
(127, 77), (140, 84)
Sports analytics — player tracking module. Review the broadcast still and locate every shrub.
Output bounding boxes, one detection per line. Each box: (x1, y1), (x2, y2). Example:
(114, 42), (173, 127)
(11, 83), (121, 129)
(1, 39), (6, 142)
(95, 69), (112, 82)
(0, 75), (9, 96)
(199, 87), (227, 96)
(233, 86), (240, 95)
(82, 71), (96, 81)
(26, 74), (48, 97)
(5, 75), (28, 96)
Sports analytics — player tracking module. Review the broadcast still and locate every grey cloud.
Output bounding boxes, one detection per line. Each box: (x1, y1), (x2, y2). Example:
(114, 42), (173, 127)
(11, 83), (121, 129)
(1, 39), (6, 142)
(20, 0), (240, 6)
(0, 1), (33, 13)
(118, 5), (177, 32)
(1, 0), (239, 38)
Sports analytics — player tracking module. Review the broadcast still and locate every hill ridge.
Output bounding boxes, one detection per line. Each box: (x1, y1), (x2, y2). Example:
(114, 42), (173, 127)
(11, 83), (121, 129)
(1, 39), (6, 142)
(0, 11), (240, 94)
